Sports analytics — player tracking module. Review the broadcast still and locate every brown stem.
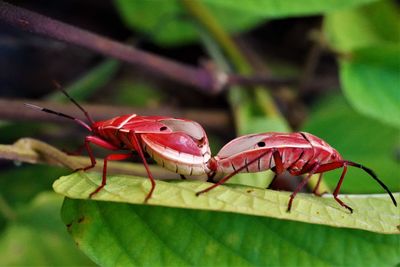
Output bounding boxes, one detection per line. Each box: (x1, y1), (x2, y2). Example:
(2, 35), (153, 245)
(0, 98), (230, 130)
(0, 138), (181, 180)
(0, 1), (294, 93)
(0, 1), (216, 92)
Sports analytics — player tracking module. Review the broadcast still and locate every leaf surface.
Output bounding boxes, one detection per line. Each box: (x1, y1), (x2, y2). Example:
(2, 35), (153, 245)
(61, 197), (400, 267)
(54, 172), (399, 234)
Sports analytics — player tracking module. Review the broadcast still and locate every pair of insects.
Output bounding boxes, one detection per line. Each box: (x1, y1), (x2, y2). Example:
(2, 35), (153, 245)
(27, 90), (397, 213)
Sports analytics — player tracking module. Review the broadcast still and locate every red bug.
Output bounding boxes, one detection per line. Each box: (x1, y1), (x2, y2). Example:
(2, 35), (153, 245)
(26, 90), (211, 201)
(199, 132), (397, 213)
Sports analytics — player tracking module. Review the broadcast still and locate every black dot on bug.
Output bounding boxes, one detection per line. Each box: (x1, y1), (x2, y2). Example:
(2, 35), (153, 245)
(160, 126), (168, 131)
(257, 141), (266, 147)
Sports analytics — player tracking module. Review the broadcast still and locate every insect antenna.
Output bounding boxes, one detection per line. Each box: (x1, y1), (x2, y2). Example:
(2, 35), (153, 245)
(346, 161), (397, 207)
(53, 81), (95, 125)
(24, 103), (92, 132)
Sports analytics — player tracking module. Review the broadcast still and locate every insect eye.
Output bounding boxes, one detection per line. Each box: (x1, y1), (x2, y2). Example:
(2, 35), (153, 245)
(257, 141), (266, 147)
(160, 126), (168, 131)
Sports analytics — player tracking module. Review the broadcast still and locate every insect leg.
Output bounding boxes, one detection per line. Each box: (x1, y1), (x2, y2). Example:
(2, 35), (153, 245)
(128, 131), (156, 203)
(272, 150), (284, 174)
(89, 153), (131, 198)
(78, 135), (120, 171)
(267, 150), (284, 189)
(287, 163), (320, 212)
(331, 163), (353, 213)
(196, 150), (270, 196)
(63, 143), (86, 156)
(312, 173), (326, 196)
(312, 161), (353, 212)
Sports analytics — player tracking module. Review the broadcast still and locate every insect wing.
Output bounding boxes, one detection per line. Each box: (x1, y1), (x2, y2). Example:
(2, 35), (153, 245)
(159, 119), (206, 141)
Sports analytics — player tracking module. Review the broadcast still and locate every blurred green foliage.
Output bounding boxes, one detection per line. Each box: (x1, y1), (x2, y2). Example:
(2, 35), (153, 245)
(324, 0), (400, 128)
(303, 94), (399, 192)
(0, 192), (94, 266)
(115, 0), (378, 45)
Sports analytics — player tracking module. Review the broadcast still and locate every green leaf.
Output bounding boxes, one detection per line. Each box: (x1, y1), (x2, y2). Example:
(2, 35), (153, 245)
(0, 192), (94, 266)
(340, 44), (400, 129)
(323, 1), (400, 129)
(0, 165), (68, 205)
(114, 0), (265, 45)
(114, 0), (377, 45)
(47, 59), (120, 101)
(303, 94), (399, 193)
(61, 198), (400, 267)
(208, 0), (379, 18)
(54, 172), (399, 234)
(114, 80), (164, 107)
(324, 0), (400, 52)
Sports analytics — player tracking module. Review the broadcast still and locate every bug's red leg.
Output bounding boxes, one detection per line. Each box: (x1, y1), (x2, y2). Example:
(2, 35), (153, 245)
(63, 143), (86, 156)
(312, 161), (353, 212)
(196, 150), (271, 196)
(331, 163), (353, 213)
(272, 150), (284, 174)
(66, 146), (85, 156)
(267, 150), (284, 188)
(78, 135), (120, 172)
(128, 131), (156, 203)
(312, 173), (326, 196)
(287, 163), (320, 212)
(89, 153), (132, 198)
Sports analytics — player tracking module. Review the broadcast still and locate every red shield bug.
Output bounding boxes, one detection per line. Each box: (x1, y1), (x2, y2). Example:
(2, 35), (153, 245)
(199, 132), (397, 213)
(26, 89), (211, 202)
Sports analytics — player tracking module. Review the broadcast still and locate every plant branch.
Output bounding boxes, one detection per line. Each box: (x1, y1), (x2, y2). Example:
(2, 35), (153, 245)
(0, 138), (181, 180)
(0, 98), (230, 130)
(181, 0), (286, 125)
(0, 1), (294, 93)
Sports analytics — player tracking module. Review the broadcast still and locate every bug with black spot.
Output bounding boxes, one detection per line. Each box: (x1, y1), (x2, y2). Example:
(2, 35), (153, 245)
(198, 132), (397, 213)
(26, 90), (211, 201)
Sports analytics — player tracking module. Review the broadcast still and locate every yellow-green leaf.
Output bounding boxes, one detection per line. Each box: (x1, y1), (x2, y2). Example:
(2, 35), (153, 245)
(53, 172), (399, 234)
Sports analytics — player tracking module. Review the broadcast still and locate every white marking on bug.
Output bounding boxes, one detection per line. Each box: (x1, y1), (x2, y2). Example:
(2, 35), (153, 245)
(117, 114), (137, 129)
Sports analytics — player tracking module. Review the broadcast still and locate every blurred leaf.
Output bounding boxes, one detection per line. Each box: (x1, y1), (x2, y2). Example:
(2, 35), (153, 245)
(340, 44), (400, 129)
(114, 80), (163, 107)
(62, 198), (400, 267)
(0, 192), (93, 266)
(207, 0), (379, 18)
(242, 117), (290, 134)
(54, 172), (399, 234)
(0, 122), (40, 144)
(0, 165), (68, 205)
(47, 59), (120, 101)
(324, 0), (400, 52)
(115, 0), (265, 45)
(115, 0), (376, 45)
(324, 1), (400, 129)
(303, 94), (399, 193)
